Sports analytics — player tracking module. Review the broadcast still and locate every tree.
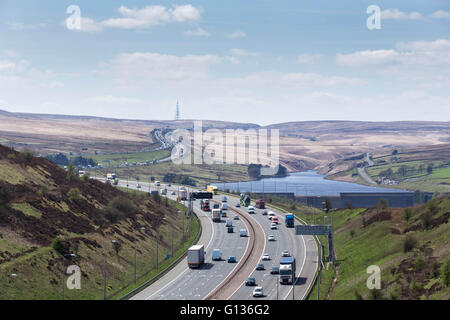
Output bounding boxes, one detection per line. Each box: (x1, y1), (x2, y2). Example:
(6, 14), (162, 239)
(403, 208), (412, 222)
(66, 163), (76, 182)
(392, 149), (398, 155)
(427, 164), (433, 174)
(323, 199), (332, 213)
(81, 173), (90, 182)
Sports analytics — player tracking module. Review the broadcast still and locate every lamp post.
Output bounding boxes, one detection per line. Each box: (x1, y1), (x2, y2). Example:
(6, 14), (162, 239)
(62, 253), (76, 300)
(134, 227), (146, 284)
(156, 218), (167, 270)
(2, 273), (17, 300)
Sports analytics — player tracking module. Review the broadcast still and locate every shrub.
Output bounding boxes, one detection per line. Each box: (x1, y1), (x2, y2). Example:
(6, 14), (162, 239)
(38, 186), (48, 197)
(21, 149), (35, 163)
(81, 174), (90, 182)
(441, 259), (450, 287)
(403, 208), (412, 222)
(350, 229), (356, 238)
(108, 196), (137, 217)
(427, 200), (438, 214)
(369, 289), (384, 300)
(415, 257), (426, 271)
(354, 290), (364, 300)
(289, 203), (297, 211)
(7, 153), (15, 161)
(421, 212), (432, 230)
(151, 192), (161, 204)
(67, 188), (82, 201)
(52, 237), (65, 255)
(403, 235), (418, 253)
(0, 184), (13, 206)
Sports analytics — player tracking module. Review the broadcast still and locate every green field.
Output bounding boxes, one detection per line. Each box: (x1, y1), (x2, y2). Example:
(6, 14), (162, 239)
(366, 160), (450, 193)
(88, 149), (171, 166)
(109, 161), (249, 187)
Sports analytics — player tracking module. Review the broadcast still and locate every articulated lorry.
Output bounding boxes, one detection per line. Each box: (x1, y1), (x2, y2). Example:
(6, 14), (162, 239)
(206, 185), (218, 195)
(279, 257), (296, 285)
(187, 245), (205, 268)
(255, 199), (265, 209)
(240, 194), (251, 207)
(212, 209), (221, 222)
(285, 214), (295, 228)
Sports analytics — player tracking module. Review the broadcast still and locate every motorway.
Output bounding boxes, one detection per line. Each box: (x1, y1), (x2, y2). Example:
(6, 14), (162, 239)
(106, 179), (318, 300)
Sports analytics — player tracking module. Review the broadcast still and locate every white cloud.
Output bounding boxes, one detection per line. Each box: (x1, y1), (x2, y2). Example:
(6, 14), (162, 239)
(337, 50), (400, 67)
(86, 4), (203, 31)
(431, 10), (450, 19)
(171, 5), (202, 22)
(77, 17), (104, 33)
(184, 27), (210, 37)
(227, 31), (247, 39)
(381, 8), (424, 20)
(396, 39), (450, 52)
(104, 52), (221, 84)
(229, 49), (258, 57)
(91, 95), (141, 104)
(8, 22), (47, 30)
(297, 53), (323, 64)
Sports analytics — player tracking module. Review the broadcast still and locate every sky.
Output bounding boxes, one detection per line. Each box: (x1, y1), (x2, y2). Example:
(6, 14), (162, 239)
(0, 0), (449, 125)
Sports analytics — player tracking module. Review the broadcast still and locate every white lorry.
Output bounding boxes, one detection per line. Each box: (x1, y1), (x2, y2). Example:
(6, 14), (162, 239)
(212, 209), (221, 222)
(187, 245), (205, 268)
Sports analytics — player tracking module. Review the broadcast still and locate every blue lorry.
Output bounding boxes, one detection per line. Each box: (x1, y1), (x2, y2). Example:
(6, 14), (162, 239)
(285, 214), (295, 228)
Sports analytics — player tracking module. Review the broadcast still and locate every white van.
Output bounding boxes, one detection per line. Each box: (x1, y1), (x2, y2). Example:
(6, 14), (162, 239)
(221, 203), (228, 211)
(155, 181), (161, 186)
(222, 196), (227, 202)
(240, 229), (248, 237)
(212, 249), (222, 261)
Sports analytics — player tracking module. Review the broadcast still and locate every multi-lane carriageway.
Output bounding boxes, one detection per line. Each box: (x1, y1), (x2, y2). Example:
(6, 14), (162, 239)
(111, 180), (318, 300)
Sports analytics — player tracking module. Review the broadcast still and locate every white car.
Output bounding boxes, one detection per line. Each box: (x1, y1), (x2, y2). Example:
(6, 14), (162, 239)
(267, 235), (275, 241)
(253, 286), (263, 297)
(282, 250), (290, 257)
(247, 206), (255, 214)
(270, 223), (277, 230)
(268, 211), (275, 219)
(262, 253), (270, 261)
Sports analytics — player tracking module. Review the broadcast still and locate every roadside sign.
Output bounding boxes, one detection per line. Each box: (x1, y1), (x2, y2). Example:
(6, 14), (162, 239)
(191, 192), (213, 199)
(295, 225), (332, 236)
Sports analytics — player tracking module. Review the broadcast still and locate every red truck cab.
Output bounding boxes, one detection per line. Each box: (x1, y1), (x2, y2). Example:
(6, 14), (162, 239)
(255, 199), (265, 209)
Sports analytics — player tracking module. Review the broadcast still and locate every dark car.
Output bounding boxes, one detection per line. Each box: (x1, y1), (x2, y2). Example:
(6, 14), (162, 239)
(213, 203), (220, 209)
(270, 266), (279, 274)
(227, 256), (237, 263)
(235, 203), (240, 207)
(245, 277), (256, 286)
(256, 263), (265, 271)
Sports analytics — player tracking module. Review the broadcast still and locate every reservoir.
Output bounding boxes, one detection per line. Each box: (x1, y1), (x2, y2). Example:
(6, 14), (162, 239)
(217, 171), (409, 197)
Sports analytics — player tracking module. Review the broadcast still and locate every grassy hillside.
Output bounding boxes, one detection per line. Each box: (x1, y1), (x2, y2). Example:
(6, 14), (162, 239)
(0, 144), (197, 300)
(268, 195), (450, 300)
(310, 197), (450, 300)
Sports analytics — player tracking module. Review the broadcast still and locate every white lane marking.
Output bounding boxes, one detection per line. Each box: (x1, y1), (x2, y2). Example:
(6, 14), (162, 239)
(227, 203), (267, 300)
(144, 197), (215, 300)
